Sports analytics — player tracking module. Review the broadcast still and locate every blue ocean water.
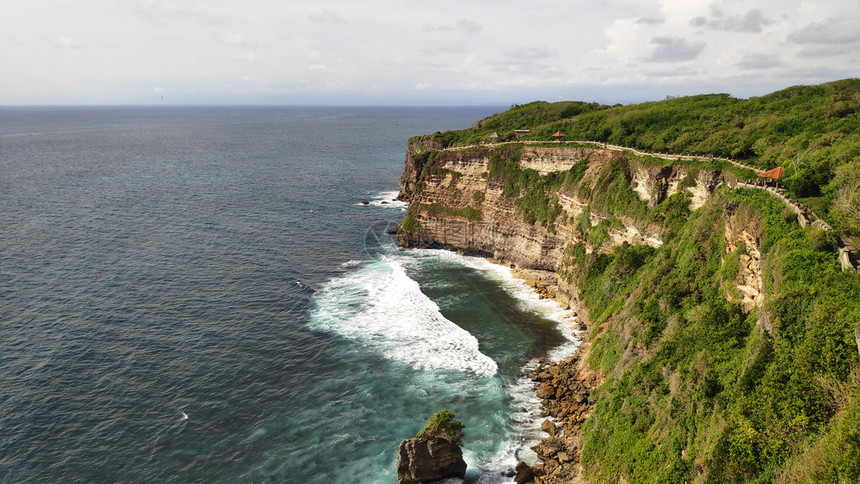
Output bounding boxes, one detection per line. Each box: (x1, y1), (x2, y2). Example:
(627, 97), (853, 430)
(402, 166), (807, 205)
(0, 106), (577, 483)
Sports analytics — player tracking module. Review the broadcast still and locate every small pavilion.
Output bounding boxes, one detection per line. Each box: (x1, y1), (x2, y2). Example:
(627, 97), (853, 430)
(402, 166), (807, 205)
(552, 130), (565, 140)
(757, 166), (785, 188)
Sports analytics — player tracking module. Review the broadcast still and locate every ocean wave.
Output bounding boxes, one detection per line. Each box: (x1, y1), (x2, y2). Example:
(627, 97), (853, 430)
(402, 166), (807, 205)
(358, 190), (408, 209)
(338, 259), (363, 269)
(407, 249), (582, 361)
(309, 257), (498, 377)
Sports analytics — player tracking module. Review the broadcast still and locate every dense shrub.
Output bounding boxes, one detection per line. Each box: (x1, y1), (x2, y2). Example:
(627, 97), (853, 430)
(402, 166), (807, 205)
(416, 409), (464, 444)
(571, 189), (860, 482)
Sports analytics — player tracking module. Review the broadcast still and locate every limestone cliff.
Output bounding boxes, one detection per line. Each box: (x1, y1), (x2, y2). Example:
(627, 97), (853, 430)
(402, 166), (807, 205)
(397, 142), (737, 308)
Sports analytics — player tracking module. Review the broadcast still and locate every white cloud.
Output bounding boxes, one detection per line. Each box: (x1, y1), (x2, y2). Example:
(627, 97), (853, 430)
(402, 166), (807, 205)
(788, 18), (860, 45)
(455, 19), (482, 35)
(53, 36), (87, 49)
(0, 0), (857, 105)
(222, 33), (248, 47)
(736, 53), (783, 70)
(307, 8), (347, 25)
(690, 8), (773, 33)
(648, 37), (706, 62)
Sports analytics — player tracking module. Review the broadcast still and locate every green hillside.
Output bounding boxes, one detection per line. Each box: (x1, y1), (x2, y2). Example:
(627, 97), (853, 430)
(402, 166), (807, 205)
(563, 186), (860, 482)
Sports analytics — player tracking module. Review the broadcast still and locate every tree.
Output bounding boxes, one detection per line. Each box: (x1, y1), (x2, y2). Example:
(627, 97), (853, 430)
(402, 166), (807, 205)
(830, 160), (860, 234)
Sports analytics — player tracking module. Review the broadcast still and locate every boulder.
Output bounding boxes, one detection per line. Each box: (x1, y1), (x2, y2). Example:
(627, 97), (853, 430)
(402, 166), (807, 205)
(514, 461), (535, 484)
(532, 437), (564, 461)
(541, 419), (558, 437)
(537, 383), (555, 399)
(396, 436), (466, 484)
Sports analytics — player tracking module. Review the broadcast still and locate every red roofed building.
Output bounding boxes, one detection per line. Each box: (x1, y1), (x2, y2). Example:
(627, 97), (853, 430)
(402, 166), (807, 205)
(757, 166), (785, 180)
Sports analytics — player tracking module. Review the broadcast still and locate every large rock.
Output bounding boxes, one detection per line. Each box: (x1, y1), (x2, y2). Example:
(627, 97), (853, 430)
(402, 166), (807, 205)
(513, 461), (534, 484)
(396, 436), (467, 484)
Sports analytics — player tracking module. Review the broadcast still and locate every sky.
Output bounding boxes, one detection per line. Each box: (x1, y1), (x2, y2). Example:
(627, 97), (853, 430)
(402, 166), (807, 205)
(1, 0), (858, 106)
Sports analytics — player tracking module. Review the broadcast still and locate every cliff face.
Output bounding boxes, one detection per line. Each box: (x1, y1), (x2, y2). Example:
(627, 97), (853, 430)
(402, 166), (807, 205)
(722, 202), (766, 317)
(397, 142), (735, 293)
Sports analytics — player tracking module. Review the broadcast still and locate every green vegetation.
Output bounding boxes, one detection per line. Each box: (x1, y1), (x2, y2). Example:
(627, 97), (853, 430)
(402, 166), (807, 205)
(485, 146), (594, 231)
(588, 157), (649, 220)
(401, 215), (422, 233)
(416, 409), (464, 444)
(556, 188), (860, 483)
(420, 79), (860, 234)
(471, 190), (485, 205)
(411, 101), (611, 146)
(425, 202), (482, 221)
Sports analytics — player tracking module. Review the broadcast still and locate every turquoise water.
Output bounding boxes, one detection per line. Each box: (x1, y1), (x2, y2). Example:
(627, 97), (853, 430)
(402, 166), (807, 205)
(0, 106), (577, 483)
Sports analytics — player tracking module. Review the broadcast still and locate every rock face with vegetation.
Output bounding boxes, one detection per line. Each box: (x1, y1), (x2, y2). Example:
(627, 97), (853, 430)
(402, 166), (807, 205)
(397, 80), (860, 482)
(396, 410), (467, 484)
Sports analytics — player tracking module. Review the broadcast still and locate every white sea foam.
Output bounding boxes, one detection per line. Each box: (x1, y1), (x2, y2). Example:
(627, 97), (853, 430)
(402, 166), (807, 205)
(358, 190), (408, 209)
(408, 249), (582, 362)
(457, 366), (548, 483)
(398, 249), (583, 476)
(310, 257), (498, 377)
(338, 259), (363, 269)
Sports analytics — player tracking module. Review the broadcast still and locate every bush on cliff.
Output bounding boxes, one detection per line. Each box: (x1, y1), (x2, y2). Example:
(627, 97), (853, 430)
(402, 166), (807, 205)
(401, 216), (422, 233)
(416, 409), (464, 445)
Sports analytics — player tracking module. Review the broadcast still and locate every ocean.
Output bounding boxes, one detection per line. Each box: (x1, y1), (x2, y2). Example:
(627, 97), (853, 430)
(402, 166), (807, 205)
(0, 106), (579, 483)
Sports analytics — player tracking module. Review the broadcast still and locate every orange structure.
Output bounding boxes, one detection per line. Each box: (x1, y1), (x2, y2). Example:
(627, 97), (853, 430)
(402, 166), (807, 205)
(757, 166), (785, 180)
(757, 166), (786, 188)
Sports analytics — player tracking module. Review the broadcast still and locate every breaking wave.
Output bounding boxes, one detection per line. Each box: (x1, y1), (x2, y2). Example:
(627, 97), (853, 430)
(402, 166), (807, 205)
(309, 257), (498, 377)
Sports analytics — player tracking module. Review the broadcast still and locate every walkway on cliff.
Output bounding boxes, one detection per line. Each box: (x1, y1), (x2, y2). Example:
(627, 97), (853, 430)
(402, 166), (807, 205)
(444, 139), (764, 174)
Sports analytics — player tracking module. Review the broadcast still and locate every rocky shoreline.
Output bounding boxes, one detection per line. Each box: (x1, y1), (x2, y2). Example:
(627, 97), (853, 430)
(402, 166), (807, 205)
(504, 267), (601, 484)
(515, 350), (600, 484)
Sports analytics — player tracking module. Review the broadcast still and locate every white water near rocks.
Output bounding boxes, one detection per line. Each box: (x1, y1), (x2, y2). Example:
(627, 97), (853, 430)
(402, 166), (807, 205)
(310, 244), (581, 481)
(310, 256), (499, 377)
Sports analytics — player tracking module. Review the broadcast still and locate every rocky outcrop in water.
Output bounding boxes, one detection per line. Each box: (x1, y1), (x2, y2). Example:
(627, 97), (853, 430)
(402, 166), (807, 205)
(396, 436), (467, 484)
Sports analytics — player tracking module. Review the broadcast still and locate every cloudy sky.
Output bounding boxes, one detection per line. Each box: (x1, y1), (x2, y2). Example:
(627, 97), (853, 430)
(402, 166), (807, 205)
(1, 0), (858, 105)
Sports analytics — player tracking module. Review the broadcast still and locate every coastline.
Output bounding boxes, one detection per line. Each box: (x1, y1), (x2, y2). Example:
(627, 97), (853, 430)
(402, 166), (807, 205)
(483, 260), (602, 483)
(416, 249), (598, 481)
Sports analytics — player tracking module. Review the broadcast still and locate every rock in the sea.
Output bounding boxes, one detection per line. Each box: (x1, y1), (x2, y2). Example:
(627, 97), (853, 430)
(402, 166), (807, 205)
(514, 461), (535, 484)
(396, 436), (467, 484)
(361, 199), (370, 205)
